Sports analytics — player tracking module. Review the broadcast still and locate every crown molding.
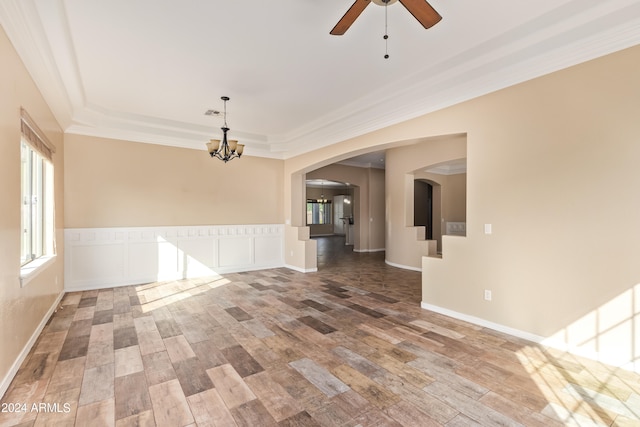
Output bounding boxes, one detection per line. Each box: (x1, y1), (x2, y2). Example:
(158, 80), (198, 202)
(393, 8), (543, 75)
(0, 0), (75, 127)
(273, 0), (640, 158)
(2, 0), (640, 159)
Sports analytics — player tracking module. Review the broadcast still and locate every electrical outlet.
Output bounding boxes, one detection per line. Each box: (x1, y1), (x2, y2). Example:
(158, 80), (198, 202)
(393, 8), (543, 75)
(484, 290), (492, 301)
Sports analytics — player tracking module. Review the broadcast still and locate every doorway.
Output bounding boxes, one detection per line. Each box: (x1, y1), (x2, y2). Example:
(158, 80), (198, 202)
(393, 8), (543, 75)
(414, 180), (434, 240)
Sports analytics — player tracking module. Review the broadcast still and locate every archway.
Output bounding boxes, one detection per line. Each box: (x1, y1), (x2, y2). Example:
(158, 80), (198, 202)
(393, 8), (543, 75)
(283, 134), (466, 273)
(306, 163), (384, 256)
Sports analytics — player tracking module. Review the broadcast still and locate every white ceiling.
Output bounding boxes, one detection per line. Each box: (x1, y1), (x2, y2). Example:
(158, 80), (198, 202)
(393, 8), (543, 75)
(1, 0), (639, 160)
(338, 151), (386, 169)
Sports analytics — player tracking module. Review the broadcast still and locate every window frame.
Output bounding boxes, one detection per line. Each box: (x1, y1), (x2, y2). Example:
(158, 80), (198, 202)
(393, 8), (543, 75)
(306, 199), (332, 225)
(19, 108), (56, 287)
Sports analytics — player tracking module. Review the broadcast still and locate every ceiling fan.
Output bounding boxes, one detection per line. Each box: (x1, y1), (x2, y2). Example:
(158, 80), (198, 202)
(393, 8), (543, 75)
(330, 0), (441, 35)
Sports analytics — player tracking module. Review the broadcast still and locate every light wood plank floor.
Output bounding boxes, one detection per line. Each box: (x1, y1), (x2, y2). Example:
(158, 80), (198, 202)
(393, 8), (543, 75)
(2, 236), (639, 426)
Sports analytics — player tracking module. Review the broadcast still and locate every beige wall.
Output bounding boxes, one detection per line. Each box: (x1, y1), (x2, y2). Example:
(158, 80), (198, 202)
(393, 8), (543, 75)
(284, 45), (640, 359)
(441, 173), (466, 224)
(367, 168), (385, 251)
(64, 134), (284, 228)
(420, 44), (640, 349)
(0, 26), (64, 393)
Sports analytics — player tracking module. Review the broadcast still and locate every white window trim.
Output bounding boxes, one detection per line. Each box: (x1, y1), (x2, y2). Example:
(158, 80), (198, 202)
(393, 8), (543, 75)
(19, 108), (57, 288)
(19, 254), (56, 287)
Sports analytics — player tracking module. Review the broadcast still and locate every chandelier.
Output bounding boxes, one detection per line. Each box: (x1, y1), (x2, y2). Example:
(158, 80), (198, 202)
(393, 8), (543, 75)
(206, 96), (244, 162)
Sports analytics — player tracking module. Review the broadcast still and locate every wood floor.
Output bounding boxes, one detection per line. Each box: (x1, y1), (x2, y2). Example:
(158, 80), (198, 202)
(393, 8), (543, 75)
(2, 236), (639, 426)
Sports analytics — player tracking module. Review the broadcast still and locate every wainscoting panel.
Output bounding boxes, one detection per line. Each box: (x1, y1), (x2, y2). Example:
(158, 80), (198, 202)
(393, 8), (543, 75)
(219, 237), (253, 267)
(68, 243), (125, 285)
(64, 224), (284, 291)
(255, 235), (283, 266)
(178, 238), (217, 277)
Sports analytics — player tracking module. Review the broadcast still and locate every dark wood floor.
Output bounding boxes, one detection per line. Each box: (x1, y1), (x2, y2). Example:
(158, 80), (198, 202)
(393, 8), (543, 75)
(1, 236), (639, 426)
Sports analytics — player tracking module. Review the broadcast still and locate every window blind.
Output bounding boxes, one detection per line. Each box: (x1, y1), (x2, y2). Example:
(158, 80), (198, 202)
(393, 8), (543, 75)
(20, 107), (55, 161)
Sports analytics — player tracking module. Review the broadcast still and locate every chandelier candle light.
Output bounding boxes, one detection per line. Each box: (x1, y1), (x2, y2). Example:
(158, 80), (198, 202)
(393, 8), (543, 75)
(206, 96), (244, 162)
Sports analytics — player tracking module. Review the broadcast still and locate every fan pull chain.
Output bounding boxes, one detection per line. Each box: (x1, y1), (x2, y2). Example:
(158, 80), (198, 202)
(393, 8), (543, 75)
(383, 0), (389, 59)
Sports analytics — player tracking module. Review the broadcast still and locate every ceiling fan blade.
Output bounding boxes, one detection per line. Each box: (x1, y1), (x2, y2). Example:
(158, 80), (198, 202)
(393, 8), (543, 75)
(330, 0), (371, 35)
(398, 0), (442, 29)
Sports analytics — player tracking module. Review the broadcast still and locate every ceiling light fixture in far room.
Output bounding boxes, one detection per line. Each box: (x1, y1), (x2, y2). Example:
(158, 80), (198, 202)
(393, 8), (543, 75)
(206, 96), (244, 163)
(344, 183), (351, 204)
(317, 180), (328, 203)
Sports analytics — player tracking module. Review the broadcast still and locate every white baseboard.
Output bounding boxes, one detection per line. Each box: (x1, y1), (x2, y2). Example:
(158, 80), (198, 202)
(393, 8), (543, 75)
(421, 301), (640, 374)
(420, 301), (545, 343)
(284, 264), (318, 273)
(0, 291), (65, 399)
(385, 259), (422, 272)
(354, 248), (385, 253)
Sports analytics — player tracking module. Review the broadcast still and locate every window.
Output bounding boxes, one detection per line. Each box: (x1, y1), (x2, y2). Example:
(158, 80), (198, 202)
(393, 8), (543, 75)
(306, 200), (332, 225)
(20, 108), (56, 282)
(21, 141), (54, 265)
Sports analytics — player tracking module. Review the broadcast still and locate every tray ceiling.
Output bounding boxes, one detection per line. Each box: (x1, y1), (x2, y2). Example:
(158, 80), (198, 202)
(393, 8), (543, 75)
(1, 0), (639, 159)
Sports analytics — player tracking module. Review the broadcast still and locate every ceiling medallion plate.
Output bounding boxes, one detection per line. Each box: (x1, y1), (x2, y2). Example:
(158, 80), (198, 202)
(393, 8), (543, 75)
(371, 0), (398, 6)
